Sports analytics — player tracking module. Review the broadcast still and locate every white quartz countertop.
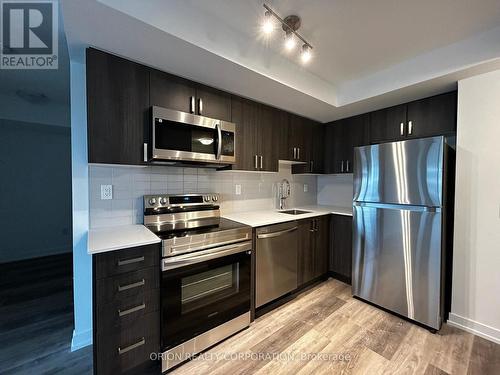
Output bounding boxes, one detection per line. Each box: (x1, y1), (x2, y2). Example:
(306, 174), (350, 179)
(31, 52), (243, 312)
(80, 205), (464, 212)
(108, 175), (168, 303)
(88, 225), (160, 254)
(223, 205), (352, 228)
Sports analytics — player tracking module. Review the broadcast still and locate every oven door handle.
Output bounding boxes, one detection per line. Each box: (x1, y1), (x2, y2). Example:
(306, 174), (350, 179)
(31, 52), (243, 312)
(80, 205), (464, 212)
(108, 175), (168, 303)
(162, 241), (252, 271)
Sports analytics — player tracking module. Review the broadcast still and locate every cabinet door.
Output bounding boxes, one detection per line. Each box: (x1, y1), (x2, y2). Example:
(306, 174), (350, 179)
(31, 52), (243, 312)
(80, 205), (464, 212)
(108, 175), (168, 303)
(231, 97), (259, 171)
(196, 84), (232, 121)
(313, 216), (329, 278)
(276, 109), (290, 161)
(324, 121), (344, 174)
(344, 114), (370, 173)
(258, 104), (279, 172)
(149, 69), (196, 113)
(86, 48), (149, 165)
(329, 214), (353, 284)
(310, 124), (325, 173)
(370, 104), (407, 144)
(288, 114), (312, 162)
(297, 220), (314, 286)
(406, 91), (457, 139)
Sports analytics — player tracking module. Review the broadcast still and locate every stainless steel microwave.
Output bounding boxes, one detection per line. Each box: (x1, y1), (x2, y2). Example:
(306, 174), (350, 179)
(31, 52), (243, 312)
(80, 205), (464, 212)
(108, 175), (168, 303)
(149, 106), (236, 165)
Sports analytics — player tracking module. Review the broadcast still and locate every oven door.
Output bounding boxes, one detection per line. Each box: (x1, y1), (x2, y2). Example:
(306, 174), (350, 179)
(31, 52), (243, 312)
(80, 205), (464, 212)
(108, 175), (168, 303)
(152, 106), (235, 164)
(160, 241), (251, 351)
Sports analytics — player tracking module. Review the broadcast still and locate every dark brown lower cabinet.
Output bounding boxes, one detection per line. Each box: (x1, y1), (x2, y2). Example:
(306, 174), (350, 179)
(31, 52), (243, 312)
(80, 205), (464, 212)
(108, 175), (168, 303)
(298, 216), (329, 287)
(329, 214), (353, 284)
(93, 244), (161, 375)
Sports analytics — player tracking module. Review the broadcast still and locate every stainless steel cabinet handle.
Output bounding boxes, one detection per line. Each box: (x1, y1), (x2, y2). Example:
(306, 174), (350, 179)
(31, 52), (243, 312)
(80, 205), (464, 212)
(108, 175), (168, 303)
(400, 122), (404, 136)
(346, 160), (349, 172)
(198, 98), (203, 114)
(117, 256), (145, 266)
(408, 121), (413, 135)
(118, 279), (145, 292)
(257, 226), (298, 239)
(254, 155), (258, 169)
(143, 143), (148, 163)
(341, 160), (344, 173)
(293, 147), (296, 159)
(260, 155), (263, 169)
(118, 337), (145, 355)
(118, 303), (146, 317)
(297, 148), (300, 160)
(190, 96), (195, 113)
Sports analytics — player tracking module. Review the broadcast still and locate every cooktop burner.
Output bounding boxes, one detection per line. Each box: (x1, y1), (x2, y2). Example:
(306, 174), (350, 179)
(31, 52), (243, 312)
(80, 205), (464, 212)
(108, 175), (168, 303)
(153, 218), (247, 240)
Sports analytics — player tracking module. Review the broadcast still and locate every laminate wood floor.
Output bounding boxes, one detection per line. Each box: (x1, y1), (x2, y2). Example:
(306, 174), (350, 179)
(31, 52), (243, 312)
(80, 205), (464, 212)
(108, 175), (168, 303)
(172, 279), (500, 375)
(0, 254), (93, 375)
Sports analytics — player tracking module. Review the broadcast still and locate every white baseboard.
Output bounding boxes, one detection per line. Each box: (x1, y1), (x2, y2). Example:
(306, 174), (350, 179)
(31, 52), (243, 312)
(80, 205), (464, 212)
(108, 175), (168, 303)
(71, 328), (93, 351)
(447, 313), (500, 344)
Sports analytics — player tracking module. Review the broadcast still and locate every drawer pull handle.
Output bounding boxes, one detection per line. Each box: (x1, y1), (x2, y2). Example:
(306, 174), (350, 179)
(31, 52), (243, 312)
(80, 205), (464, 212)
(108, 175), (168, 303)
(118, 337), (145, 355)
(118, 303), (146, 317)
(117, 256), (145, 267)
(118, 279), (145, 292)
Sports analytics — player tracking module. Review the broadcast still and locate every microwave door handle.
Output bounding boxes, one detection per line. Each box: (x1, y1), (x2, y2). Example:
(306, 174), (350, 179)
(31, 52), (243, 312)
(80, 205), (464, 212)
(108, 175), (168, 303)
(215, 123), (222, 160)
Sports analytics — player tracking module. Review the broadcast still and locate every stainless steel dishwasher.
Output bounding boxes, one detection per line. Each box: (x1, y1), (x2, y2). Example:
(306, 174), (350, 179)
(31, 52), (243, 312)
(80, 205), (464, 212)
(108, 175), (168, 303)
(255, 221), (298, 307)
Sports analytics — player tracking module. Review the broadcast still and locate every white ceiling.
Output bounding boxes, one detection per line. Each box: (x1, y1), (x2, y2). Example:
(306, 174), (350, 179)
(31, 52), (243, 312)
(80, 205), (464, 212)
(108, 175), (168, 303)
(61, 0), (500, 122)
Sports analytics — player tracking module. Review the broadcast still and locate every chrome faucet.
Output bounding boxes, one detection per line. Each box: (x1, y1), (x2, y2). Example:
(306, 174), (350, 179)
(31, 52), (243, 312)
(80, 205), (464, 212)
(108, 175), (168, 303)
(278, 179), (291, 210)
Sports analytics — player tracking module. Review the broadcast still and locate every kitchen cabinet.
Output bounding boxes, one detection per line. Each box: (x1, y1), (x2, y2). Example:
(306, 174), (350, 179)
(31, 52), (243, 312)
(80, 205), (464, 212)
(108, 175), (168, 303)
(324, 114), (369, 174)
(93, 244), (160, 375)
(329, 214), (353, 284)
(231, 97), (278, 172)
(150, 70), (231, 121)
(292, 123), (325, 174)
(298, 215), (329, 287)
(370, 91), (457, 144)
(86, 48), (150, 165)
(287, 114), (313, 162)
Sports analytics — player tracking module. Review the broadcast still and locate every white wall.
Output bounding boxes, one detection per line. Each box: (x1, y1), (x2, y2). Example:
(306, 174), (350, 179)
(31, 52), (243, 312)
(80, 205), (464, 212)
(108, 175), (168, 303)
(89, 163), (318, 228)
(448, 70), (500, 344)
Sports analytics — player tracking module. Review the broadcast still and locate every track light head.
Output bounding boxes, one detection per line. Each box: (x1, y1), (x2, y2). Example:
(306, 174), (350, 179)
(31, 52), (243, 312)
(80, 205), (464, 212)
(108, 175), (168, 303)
(284, 31), (296, 51)
(301, 44), (312, 63)
(262, 11), (274, 34)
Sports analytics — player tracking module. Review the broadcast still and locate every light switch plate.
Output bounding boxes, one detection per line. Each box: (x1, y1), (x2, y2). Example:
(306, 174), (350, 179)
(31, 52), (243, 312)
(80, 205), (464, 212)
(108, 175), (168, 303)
(303, 184), (309, 193)
(100, 184), (113, 200)
(235, 184), (242, 195)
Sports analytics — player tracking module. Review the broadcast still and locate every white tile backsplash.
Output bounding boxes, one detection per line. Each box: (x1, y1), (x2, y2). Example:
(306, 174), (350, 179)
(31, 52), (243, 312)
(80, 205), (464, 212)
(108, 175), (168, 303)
(88, 163), (318, 228)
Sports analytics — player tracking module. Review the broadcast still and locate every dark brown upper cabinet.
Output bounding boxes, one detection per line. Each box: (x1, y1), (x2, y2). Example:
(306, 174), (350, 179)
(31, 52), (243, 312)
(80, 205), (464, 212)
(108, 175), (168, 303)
(150, 70), (231, 121)
(292, 122), (325, 174)
(86, 48), (150, 165)
(324, 114), (369, 174)
(406, 91), (457, 139)
(370, 91), (457, 144)
(231, 97), (278, 172)
(149, 69), (196, 113)
(288, 114), (312, 162)
(195, 84), (232, 121)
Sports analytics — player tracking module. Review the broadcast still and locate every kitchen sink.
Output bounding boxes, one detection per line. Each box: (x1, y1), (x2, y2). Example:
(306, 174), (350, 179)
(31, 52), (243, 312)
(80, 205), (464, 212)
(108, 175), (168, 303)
(278, 209), (311, 215)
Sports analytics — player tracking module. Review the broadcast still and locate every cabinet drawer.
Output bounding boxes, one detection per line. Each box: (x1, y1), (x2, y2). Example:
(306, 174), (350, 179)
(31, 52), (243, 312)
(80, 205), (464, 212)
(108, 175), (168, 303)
(96, 312), (159, 374)
(96, 267), (159, 304)
(96, 288), (159, 333)
(95, 244), (160, 279)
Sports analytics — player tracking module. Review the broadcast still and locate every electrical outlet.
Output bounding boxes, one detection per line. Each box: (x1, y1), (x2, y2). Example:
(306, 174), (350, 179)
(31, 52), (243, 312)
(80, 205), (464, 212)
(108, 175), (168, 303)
(303, 184), (309, 193)
(100, 184), (113, 200)
(235, 184), (242, 195)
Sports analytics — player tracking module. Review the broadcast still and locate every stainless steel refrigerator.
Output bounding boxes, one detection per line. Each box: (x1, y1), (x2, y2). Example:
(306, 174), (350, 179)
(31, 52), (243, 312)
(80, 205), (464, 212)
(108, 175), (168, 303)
(352, 136), (449, 330)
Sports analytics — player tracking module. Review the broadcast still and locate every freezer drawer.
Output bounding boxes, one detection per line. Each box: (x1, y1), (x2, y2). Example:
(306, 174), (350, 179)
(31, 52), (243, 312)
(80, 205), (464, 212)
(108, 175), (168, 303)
(353, 136), (444, 207)
(255, 222), (298, 308)
(352, 203), (443, 329)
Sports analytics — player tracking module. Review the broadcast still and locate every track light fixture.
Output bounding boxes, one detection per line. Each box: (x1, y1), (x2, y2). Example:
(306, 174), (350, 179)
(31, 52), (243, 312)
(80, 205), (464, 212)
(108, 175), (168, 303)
(261, 4), (313, 64)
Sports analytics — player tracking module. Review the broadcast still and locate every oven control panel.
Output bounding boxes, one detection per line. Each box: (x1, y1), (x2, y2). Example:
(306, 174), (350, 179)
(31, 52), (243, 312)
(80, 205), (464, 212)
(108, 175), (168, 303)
(144, 193), (220, 210)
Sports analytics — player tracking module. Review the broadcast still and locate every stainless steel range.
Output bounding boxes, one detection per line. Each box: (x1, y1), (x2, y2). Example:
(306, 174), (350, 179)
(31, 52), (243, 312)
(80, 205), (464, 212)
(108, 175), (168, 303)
(144, 193), (252, 372)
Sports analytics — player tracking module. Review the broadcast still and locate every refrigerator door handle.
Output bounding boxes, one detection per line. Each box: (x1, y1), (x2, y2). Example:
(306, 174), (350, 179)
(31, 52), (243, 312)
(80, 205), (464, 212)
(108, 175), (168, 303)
(353, 201), (440, 212)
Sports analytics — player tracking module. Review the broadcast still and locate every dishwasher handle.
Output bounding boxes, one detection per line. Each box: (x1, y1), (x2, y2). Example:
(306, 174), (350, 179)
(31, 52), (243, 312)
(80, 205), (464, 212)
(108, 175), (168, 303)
(257, 226), (298, 239)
